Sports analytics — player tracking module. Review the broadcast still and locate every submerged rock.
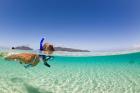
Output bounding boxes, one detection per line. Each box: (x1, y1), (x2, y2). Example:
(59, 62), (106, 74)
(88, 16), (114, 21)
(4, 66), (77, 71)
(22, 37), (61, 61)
(5, 53), (40, 66)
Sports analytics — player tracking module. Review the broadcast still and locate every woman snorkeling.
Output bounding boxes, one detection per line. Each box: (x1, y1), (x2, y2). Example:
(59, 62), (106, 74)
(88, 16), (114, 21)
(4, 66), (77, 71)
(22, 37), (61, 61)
(24, 37), (55, 68)
(38, 37), (55, 67)
(5, 37), (55, 68)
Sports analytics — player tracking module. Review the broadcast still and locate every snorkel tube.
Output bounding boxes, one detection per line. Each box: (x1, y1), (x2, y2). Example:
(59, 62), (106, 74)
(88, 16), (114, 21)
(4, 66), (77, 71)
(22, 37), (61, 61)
(40, 37), (45, 51)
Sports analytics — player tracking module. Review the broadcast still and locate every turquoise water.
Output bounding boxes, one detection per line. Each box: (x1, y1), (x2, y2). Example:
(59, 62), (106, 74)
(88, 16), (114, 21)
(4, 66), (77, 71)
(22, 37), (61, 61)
(0, 51), (140, 93)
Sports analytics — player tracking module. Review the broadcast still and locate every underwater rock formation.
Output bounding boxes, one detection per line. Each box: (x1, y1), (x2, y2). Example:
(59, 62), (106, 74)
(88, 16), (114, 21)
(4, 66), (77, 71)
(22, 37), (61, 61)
(5, 53), (40, 66)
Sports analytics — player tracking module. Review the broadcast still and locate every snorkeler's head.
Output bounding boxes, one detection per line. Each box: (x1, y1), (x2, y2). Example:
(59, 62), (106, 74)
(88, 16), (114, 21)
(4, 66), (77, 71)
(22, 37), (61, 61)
(43, 43), (55, 55)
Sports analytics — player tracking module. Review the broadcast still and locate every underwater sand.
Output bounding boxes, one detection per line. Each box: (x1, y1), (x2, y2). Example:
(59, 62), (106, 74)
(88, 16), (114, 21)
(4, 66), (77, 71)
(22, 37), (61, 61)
(0, 50), (140, 93)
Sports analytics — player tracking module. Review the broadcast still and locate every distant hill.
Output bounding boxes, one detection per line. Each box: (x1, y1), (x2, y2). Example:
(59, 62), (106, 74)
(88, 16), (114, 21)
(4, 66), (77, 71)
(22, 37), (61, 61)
(11, 46), (90, 52)
(54, 47), (90, 52)
(12, 46), (33, 50)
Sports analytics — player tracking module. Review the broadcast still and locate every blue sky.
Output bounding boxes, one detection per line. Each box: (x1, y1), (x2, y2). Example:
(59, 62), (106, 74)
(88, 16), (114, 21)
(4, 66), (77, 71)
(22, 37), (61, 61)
(0, 0), (140, 50)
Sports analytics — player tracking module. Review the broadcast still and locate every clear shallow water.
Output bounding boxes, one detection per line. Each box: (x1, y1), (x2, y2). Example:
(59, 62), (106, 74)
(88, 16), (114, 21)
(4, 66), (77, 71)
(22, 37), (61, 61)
(0, 50), (140, 93)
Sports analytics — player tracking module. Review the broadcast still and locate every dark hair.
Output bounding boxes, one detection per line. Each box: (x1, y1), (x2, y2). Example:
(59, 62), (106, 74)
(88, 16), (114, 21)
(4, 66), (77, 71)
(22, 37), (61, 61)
(43, 44), (55, 51)
(47, 45), (55, 51)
